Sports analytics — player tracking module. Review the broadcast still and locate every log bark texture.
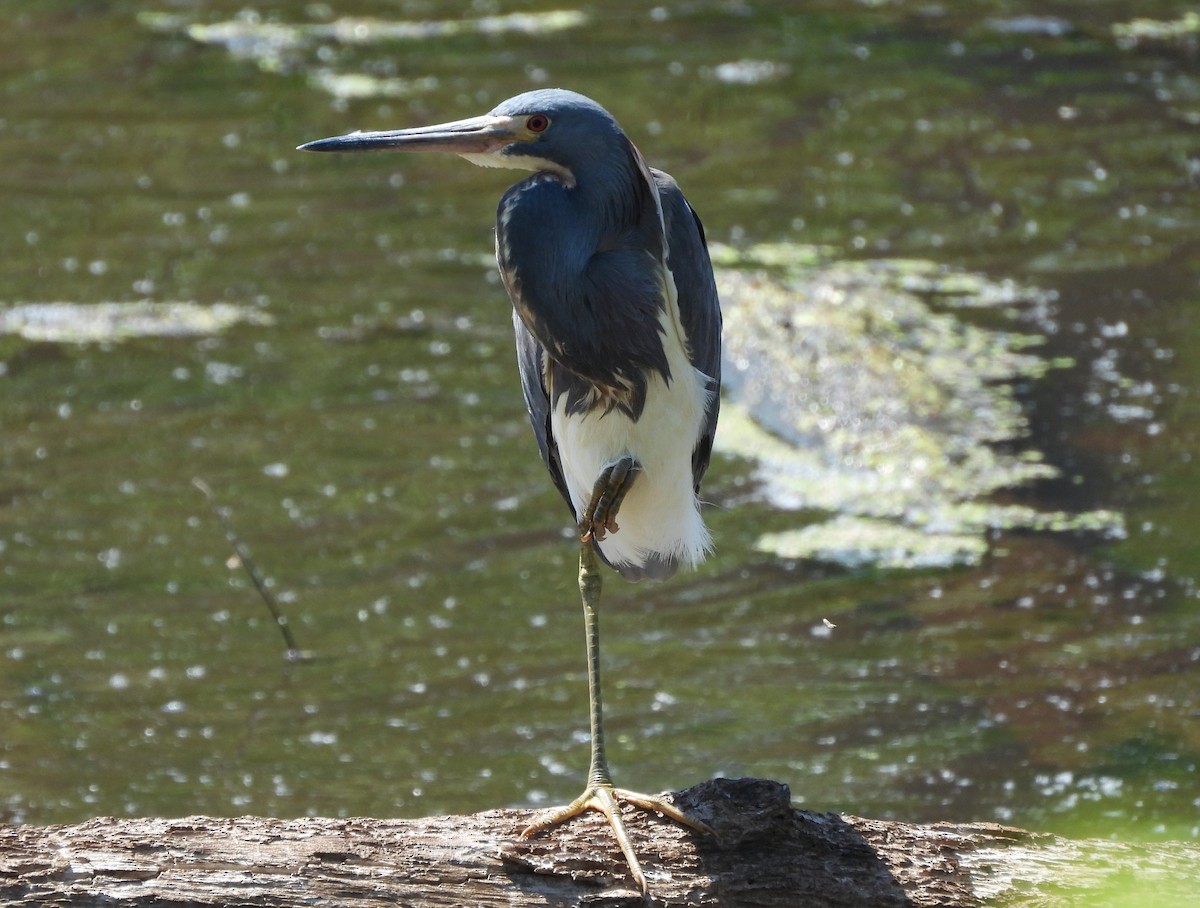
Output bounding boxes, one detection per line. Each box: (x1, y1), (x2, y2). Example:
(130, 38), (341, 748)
(1, 778), (1196, 907)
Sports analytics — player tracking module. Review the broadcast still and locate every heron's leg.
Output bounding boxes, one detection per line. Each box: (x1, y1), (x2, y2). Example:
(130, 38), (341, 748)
(580, 454), (639, 543)
(519, 539), (713, 895)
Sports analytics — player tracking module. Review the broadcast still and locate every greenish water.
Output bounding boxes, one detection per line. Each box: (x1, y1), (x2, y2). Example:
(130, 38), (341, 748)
(2, 0), (1198, 860)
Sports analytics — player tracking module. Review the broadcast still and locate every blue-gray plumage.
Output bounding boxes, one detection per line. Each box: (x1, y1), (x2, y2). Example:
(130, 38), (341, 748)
(492, 91), (721, 581)
(300, 89), (721, 895)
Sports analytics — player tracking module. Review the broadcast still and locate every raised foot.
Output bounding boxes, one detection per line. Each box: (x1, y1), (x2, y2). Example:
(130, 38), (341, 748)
(519, 783), (714, 894)
(580, 455), (640, 544)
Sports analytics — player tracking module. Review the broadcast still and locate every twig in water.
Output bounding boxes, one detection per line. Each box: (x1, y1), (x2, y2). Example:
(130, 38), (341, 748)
(192, 477), (309, 662)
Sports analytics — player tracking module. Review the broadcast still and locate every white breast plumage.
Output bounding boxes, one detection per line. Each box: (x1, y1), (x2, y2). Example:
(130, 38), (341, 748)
(550, 260), (713, 579)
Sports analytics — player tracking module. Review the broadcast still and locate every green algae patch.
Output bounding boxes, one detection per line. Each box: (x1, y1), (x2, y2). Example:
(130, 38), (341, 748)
(139, 10), (588, 89)
(1113, 12), (1200, 49)
(712, 243), (1123, 570)
(0, 301), (272, 344)
(758, 516), (987, 571)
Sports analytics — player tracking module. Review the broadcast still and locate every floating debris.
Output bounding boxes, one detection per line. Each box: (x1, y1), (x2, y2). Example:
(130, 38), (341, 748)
(139, 10), (588, 90)
(710, 59), (789, 85)
(140, 9), (589, 48)
(307, 71), (439, 101)
(711, 243), (1123, 570)
(0, 301), (271, 343)
(983, 16), (1074, 38)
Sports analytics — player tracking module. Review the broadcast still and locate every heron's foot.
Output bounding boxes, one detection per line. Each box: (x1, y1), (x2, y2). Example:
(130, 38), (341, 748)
(580, 455), (640, 544)
(519, 782), (714, 894)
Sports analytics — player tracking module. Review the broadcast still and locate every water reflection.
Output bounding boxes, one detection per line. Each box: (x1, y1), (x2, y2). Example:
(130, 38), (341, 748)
(0, 1), (1197, 852)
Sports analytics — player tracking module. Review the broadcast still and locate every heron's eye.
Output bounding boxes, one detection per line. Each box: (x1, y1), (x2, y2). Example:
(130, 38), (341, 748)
(526, 114), (550, 134)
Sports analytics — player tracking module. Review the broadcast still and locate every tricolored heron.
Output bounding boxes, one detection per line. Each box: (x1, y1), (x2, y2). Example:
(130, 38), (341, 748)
(300, 88), (721, 893)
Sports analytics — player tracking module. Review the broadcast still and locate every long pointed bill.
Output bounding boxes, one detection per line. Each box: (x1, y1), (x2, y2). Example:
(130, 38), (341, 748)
(297, 114), (520, 156)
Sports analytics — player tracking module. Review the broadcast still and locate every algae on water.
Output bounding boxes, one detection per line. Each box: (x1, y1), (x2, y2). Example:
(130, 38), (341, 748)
(0, 301), (271, 343)
(711, 243), (1123, 569)
(139, 10), (588, 95)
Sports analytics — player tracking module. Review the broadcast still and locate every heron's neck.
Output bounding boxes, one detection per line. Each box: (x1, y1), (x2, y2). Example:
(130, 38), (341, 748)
(574, 146), (649, 241)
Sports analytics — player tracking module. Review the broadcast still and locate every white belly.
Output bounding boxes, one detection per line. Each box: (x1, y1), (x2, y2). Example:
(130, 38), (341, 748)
(551, 298), (713, 580)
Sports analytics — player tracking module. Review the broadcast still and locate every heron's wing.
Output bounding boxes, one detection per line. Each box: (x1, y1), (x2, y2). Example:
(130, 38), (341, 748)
(497, 163), (672, 423)
(652, 169), (723, 490)
(513, 310), (574, 516)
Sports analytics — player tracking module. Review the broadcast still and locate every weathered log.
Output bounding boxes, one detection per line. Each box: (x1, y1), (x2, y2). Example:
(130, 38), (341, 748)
(1, 778), (1195, 906)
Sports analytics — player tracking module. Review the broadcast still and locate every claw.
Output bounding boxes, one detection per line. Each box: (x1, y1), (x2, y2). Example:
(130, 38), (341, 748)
(520, 783), (713, 894)
(580, 455), (639, 544)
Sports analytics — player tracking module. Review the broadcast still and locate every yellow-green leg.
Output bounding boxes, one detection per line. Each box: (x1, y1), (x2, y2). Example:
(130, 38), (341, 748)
(519, 537), (713, 894)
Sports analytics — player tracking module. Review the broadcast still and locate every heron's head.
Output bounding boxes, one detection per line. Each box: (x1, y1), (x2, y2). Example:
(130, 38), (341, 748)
(298, 89), (630, 188)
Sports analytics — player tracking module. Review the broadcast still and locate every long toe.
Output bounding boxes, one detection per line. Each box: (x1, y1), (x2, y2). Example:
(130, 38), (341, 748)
(614, 788), (716, 839)
(519, 783), (713, 895)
